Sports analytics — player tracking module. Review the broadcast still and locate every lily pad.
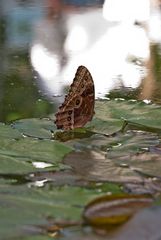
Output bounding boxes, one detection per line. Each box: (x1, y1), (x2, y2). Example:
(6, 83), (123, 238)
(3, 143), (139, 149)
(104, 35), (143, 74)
(107, 131), (161, 179)
(1, 98), (161, 240)
(12, 118), (56, 139)
(87, 117), (122, 135)
(0, 122), (22, 139)
(63, 150), (143, 183)
(115, 152), (161, 179)
(0, 180), (122, 239)
(0, 138), (73, 174)
(88, 100), (161, 135)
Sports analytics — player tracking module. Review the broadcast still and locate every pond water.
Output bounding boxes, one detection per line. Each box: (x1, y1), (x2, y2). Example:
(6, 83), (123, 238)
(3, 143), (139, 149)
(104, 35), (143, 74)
(1, 0), (161, 122)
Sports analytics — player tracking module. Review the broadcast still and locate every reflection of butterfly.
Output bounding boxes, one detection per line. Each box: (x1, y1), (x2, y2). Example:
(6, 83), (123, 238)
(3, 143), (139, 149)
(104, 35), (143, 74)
(55, 66), (95, 130)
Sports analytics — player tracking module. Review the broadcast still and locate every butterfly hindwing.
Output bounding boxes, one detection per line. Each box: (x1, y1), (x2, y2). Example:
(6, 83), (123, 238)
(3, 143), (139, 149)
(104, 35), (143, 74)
(55, 66), (95, 130)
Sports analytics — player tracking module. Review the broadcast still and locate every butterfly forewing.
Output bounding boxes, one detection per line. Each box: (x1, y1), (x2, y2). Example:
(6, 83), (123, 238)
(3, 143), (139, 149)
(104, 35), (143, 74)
(55, 66), (95, 130)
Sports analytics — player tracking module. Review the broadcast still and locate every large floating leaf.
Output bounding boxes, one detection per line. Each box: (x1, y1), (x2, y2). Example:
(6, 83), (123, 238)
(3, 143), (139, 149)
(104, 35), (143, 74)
(0, 180), (122, 239)
(1, 99), (161, 240)
(115, 152), (161, 179)
(9, 99), (161, 138)
(0, 122), (22, 139)
(88, 100), (161, 135)
(106, 131), (161, 179)
(0, 138), (73, 174)
(12, 118), (56, 139)
(64, 130), (161, 183)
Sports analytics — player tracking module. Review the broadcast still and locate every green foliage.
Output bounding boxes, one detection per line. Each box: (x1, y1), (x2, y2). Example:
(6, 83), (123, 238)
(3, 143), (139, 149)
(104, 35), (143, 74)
(0, 99), (161, 238)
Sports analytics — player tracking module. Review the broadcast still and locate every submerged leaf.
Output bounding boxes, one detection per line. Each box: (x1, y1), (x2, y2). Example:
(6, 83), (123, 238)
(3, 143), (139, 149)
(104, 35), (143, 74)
(64, 150), (143, 183)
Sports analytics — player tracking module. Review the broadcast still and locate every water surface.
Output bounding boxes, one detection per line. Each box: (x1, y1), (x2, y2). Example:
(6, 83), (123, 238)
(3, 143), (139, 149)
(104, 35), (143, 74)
(0, 0), (161, 122)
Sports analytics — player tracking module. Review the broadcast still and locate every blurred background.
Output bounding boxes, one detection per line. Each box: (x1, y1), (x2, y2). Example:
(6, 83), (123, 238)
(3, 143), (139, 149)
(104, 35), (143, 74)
(0, 0), (161, 122)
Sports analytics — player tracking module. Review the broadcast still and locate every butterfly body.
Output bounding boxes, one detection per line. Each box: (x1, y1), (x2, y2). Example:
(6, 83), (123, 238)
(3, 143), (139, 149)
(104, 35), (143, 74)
(55, 66), (95, 130)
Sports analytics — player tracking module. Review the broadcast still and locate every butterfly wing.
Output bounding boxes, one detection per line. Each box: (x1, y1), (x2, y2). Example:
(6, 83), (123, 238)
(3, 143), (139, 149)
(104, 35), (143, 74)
(55, 66), (95, 130)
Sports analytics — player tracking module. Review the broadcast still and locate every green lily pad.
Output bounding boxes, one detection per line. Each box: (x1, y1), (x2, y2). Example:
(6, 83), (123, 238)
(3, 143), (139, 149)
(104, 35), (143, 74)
(106, 131), (161, 179)
(0, 179), (122, 239)
(88, 100), (161, 135)
(1, 98), (161, 240)
(0, 138), (73, 174)
(12, 118), (56, 139)
(115, 152), (161, 179)
(0, 122), (22, 139)
(87, 117), (122, 135)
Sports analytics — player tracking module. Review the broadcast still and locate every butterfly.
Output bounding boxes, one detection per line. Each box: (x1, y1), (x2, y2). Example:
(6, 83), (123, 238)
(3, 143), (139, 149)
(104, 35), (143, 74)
(55, 65), (95, 130)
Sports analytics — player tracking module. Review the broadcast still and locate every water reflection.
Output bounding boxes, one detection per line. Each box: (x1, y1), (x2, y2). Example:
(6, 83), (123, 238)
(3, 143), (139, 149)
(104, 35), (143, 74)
(0, 0), (161, 121)
(31, 1), (67, 103)
(30, 0), (161, 106)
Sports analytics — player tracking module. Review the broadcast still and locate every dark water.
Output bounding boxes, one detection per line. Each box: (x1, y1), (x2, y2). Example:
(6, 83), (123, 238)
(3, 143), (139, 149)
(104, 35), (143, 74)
(0, 0), (161, 122)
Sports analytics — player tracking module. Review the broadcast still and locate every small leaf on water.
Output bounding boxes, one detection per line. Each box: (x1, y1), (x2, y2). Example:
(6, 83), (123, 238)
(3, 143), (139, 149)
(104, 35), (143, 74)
(83, 194), (153, 229)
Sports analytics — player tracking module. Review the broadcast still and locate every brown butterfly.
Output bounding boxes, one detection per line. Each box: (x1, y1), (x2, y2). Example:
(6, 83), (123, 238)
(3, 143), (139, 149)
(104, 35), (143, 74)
(55, 65), (95, 130)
